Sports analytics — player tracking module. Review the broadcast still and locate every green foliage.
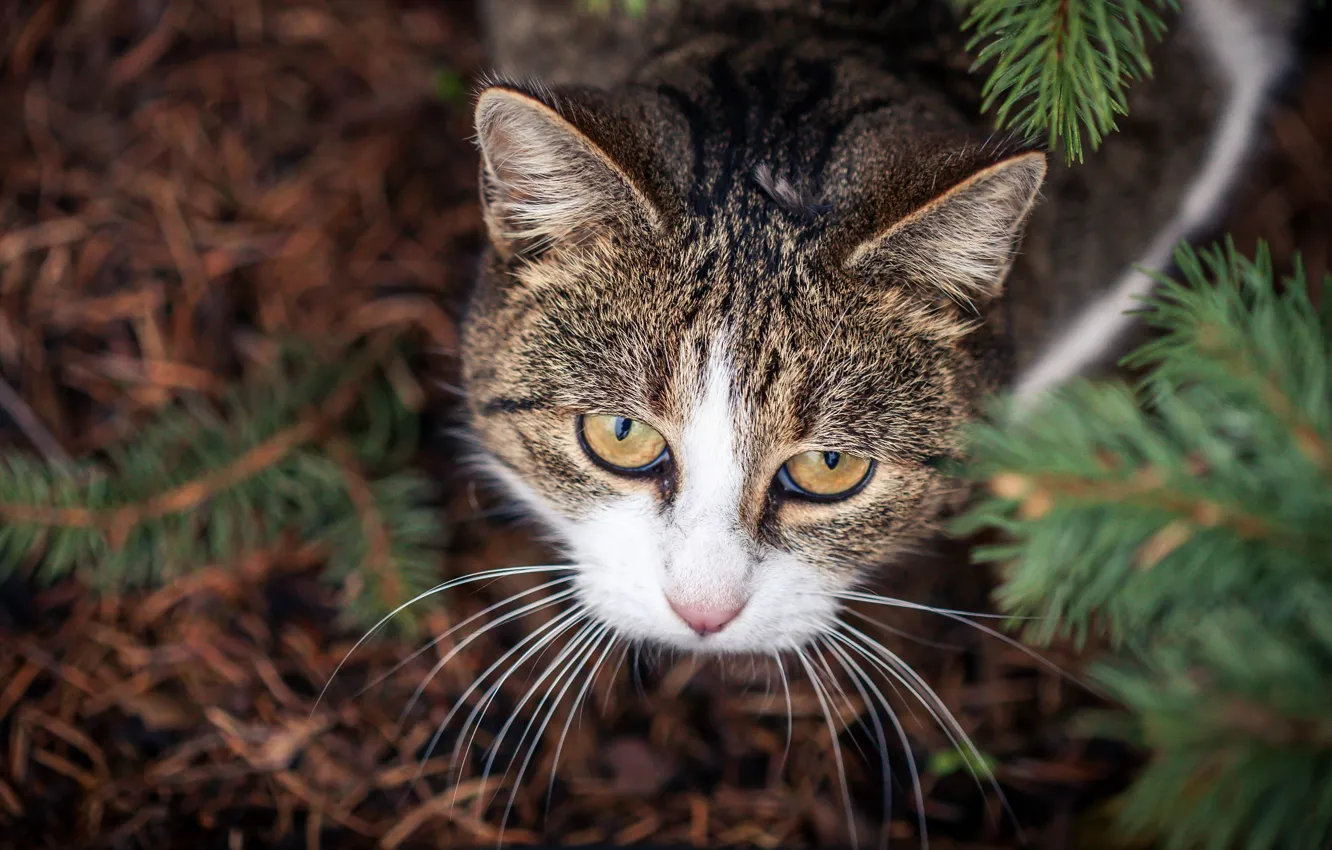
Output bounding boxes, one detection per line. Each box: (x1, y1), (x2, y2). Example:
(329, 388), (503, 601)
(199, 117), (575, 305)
(0, 343), (447, 635)
(579, 0), (653, 16)
(927, 745), (999, 779)
(962, 0), (1173, 162)
(433, 67), (467, 104)
(956, 240), (1332, 848)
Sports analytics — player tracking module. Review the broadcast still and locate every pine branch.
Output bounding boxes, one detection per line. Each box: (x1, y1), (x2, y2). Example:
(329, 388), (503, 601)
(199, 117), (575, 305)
(956, 240), (1332, 847)
(962, 0), (1174, 162)
(0, 341), (447, 635)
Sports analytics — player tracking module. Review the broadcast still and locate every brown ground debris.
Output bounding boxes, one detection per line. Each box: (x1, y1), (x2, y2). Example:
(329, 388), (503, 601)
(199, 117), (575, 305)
(0, 1), (1329, 848)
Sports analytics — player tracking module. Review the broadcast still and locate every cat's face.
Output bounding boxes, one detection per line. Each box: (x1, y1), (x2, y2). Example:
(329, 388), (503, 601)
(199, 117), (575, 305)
(462, 83), (1043, 654)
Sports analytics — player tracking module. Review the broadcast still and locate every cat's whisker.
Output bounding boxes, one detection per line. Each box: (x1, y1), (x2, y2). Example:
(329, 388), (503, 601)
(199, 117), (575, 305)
(836, 626), (982, 776)
(834, 590), (1026, 619)
(473, 620), (606, 806)
(601, 642), (632, 715)
(809, 642), (871, 765)
(312, 564), (572, 717)
(491, 624), (614, 844)
(398, 605), (586, 810)
(447, 612), (593, 794)
(831, 590), (1093, 691)
(541, 631), (619, 820)
(758, 655), (775, 710)
(795, 647), (858, 850)
(396, 586), (579, 732)
(415, 606), (587, 802)
(771, 652), (795, 777)
(356, 577), (574, 702)
(631, 644), (646, 699)
(841, 607), (964, 653)
(820, 635), (918, 850)
(833, 625), (1023, 842)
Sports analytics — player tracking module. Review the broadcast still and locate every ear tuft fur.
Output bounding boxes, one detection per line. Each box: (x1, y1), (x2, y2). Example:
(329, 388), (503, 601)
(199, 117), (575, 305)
(845, 152), (1046, 308)
(474, 86), (659, 256)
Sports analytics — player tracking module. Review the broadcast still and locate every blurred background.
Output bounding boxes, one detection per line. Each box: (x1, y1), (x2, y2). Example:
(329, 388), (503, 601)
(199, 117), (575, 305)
(0, 1), (1329, 848)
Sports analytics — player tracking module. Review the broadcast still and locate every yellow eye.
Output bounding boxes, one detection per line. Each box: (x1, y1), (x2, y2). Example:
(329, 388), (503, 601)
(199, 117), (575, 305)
(579, 414), (669, 472)
(780, 450), (874, 500)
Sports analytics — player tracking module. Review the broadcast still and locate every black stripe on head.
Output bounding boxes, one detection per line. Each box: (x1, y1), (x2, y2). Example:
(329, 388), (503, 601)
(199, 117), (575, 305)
(483, 396), (553, 415)
(655, 84), (711, 213)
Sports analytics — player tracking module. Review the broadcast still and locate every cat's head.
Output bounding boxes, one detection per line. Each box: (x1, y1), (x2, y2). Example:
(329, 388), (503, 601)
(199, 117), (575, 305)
(461, 79), (1044, 654)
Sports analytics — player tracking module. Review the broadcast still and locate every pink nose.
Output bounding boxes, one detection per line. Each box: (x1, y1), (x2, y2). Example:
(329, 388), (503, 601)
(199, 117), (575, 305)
(667, 598), (744, 636)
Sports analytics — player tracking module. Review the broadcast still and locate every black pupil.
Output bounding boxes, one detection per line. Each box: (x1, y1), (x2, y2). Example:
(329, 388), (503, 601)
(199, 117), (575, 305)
(614, 417), (633, 441)
(823, 451), (841, 470)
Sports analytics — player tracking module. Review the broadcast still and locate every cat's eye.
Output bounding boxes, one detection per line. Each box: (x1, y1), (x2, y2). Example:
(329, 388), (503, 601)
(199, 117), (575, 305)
(778, 450), (874, 501)
(579, 414), (669, 473)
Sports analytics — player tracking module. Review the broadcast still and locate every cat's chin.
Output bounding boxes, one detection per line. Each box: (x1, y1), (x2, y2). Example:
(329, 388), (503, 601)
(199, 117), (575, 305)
(635, 627), (805, 656)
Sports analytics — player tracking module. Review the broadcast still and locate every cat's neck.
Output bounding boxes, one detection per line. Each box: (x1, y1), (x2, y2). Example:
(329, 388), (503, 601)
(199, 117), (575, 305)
(480, 0), (971, 91)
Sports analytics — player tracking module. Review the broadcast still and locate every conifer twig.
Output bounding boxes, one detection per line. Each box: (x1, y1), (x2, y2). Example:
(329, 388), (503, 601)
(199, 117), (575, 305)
(0, 344), (380, 544)
(0, 336), (446, 634)
(957, 240), (1332, 849)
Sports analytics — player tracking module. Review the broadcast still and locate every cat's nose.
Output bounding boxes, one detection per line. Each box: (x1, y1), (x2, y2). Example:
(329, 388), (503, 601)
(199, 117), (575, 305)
(666, 597), (745, 636)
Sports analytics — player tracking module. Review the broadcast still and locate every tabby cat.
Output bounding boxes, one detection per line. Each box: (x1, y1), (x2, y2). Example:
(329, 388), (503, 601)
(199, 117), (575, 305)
(462, 0), (1295, 653)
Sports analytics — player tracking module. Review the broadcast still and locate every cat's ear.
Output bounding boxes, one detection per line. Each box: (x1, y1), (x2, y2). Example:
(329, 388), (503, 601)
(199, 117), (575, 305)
(844, 152), (1046, 308)
(474, 84), (663, 258)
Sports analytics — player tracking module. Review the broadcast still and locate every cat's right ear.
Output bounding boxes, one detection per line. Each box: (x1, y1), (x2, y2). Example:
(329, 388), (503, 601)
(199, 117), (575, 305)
(474, 85), (663, 259)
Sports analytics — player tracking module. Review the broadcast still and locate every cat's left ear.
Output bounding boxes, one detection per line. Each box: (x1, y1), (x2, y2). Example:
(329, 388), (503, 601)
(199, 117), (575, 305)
(474, 84), (664, 259)
(844, 152), (1046, 308)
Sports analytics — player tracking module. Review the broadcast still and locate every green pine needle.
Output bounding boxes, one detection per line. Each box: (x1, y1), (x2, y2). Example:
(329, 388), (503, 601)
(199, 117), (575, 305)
(580, 0), (653, 16)
(956, 240), (1332, 847)
(0, 343), (448, 636)
(962, 0), (1174, 162)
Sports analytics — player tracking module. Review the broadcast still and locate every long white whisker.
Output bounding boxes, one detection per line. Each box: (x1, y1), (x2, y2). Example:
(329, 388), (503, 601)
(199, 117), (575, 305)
(483, 622), (609, 800)
(833, 591), (1092, 691)
(841, 607), (964, 652)
(415, 606), (586, 797)
(810, 642), (870, 764)
(823, 635), (923, 850)
(447, 612), (592, 793)
(835, 625), (1023, 841)
(542, 633), (619, 819)
(494, 625), (613, 845)
(397, 587), (579, 730)
(631, 643), (646, 698)
(358, 577), (574, 701)
(772, 652), (794, 777)
(397, 605), (586, 810)
(312, 564), (572, 715)
(796, 647), (859, 850)
(835, 627), (979, 780)
(821, 636), (894, 850)
(601, 642), (632, 715)
(825, 634), (934, 845)
(833, 590), (1030, 619)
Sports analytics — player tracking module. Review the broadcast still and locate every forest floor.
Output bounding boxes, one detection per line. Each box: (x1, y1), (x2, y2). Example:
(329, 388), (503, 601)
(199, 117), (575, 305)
(0, 2), (1329, 849)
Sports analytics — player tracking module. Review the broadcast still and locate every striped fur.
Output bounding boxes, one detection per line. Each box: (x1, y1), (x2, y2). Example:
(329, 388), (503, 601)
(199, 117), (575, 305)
(463, 0), (1295, 652)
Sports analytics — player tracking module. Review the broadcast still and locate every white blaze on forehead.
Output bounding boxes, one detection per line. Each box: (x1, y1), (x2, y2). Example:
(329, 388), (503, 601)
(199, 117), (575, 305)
(665, 341), (752, 609)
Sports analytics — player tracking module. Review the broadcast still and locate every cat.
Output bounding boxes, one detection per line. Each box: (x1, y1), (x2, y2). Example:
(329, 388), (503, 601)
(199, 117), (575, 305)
(461, 0), (1297, 655)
